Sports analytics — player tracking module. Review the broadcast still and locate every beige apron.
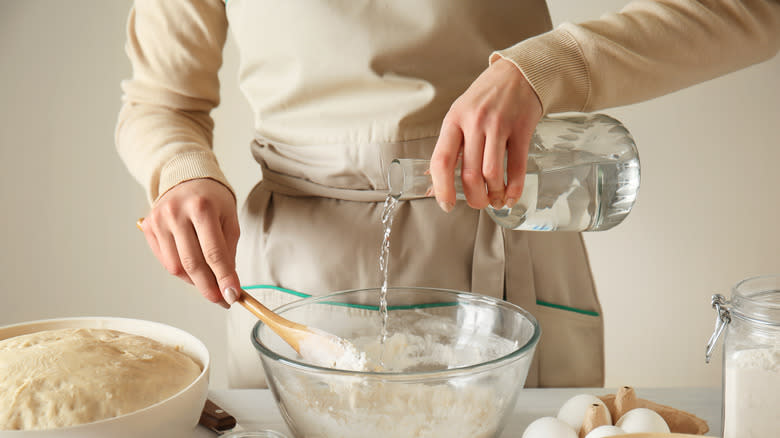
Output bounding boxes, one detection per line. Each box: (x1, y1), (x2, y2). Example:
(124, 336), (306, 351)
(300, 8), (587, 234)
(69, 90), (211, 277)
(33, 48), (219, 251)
(223, 0), (604, 388)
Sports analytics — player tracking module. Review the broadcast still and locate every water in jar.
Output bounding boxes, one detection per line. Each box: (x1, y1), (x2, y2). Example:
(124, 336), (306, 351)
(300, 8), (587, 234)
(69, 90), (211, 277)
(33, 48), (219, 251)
(487, 147), (640, 232)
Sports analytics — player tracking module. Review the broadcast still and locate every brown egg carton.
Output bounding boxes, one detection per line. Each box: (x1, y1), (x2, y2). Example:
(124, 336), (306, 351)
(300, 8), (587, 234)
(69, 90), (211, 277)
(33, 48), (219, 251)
(608, 435), (715, 438)
(580, 386), (709, 437)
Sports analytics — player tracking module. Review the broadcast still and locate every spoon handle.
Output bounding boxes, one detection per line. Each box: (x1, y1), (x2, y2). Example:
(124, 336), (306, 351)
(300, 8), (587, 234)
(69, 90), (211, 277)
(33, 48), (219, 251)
(236, 289), (310, 351)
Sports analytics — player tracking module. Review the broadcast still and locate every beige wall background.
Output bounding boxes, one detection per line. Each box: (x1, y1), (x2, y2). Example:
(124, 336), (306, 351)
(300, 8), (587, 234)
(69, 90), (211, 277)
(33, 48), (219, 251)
(1, 1), (778, 389)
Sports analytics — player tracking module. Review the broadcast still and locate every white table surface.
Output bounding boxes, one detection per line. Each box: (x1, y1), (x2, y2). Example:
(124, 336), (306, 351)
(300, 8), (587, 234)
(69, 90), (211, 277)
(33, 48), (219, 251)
(193, 387), (721, 437)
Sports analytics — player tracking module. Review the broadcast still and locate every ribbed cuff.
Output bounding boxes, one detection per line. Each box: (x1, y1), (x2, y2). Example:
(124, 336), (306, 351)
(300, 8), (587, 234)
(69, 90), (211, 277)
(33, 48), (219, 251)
(156, 150), (234, 202)
(490, 27), (590, 115)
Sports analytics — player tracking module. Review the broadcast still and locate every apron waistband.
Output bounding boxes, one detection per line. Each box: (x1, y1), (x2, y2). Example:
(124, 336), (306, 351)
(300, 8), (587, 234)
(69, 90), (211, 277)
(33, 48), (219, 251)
(258, 163), (391, 202)
(250, 134), (437, 201)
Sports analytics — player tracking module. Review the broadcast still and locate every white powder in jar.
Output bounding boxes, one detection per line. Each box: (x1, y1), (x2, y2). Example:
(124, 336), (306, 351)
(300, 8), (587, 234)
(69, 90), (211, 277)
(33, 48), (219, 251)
(723, 347), (780, 438)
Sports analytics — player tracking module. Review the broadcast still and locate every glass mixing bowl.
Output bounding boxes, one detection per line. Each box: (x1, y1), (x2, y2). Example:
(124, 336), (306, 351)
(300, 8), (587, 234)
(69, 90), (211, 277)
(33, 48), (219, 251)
(251, 287), (540, 438)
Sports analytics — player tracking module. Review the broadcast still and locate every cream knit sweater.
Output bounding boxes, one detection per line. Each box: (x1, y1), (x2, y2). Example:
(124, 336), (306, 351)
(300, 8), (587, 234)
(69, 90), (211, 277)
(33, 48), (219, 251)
(116, 0), (779, 202)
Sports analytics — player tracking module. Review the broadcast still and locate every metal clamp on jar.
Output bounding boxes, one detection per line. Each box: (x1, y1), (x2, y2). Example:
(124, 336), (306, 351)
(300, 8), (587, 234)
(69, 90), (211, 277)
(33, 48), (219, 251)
(705, 274), (780, 438)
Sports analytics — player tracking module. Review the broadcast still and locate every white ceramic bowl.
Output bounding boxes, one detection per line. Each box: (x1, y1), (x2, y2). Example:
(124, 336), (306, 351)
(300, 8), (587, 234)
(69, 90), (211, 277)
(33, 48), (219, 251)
(0, 317), (210, 438)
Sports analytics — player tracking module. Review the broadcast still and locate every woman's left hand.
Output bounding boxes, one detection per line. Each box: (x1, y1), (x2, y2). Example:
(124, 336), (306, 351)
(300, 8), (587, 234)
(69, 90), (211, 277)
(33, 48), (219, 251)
(429, 58), (543, 212)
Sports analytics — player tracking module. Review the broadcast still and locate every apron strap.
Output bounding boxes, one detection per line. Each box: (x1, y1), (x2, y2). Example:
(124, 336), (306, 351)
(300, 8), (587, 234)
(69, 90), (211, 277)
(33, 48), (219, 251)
(471, 210), (506, 298)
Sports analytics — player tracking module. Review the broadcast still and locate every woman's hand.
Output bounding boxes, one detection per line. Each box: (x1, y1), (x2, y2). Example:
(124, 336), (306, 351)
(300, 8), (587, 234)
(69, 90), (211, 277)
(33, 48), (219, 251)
(139, 178), (241, 308)
(430, 58), (543, 212)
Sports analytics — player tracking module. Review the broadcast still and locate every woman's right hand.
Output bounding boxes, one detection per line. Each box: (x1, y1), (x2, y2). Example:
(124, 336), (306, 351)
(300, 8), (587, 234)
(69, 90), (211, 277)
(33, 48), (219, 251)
(139, 178), (241, 308)
(430, 59), (542, 212)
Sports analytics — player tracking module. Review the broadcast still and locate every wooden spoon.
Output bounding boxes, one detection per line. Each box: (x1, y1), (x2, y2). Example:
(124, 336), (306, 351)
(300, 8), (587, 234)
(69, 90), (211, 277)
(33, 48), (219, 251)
(236, 287), (319, 352)
(235, 287), (366, 370)
(136, 218), (367, 371)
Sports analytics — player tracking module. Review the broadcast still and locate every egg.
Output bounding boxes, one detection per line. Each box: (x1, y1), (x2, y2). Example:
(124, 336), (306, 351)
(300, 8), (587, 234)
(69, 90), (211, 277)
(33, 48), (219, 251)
(557, 394), (613, 432)
(584, 425), (626, 438)
(615, 407), (671, 433)
(522, 416), (578, 438)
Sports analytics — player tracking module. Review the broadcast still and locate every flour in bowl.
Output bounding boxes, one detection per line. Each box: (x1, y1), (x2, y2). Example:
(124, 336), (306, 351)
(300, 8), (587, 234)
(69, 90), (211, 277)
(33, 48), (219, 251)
(356, 330), (518, 372)
(298, 328), (368, 371)
(276, 374), (508, 438)
(278, 320), (524, 438)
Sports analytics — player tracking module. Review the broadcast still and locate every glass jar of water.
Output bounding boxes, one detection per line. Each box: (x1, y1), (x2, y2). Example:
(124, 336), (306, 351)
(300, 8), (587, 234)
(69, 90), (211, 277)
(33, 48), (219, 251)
(387, 113), (640, 232)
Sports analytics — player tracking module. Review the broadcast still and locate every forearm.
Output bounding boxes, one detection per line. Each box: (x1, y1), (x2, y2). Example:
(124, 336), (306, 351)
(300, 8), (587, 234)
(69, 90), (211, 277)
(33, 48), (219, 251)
(494, 0), (780, 114)
(116, 100), (231, 202)
(115, 0), (231, 203)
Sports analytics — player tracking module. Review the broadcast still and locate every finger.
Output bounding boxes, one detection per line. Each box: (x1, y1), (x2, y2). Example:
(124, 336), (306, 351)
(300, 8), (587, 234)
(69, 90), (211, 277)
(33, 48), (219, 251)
(216, 211), (241, 306)
(483, 132), (507, 208)
(171, 222), (226, 307)
(430, 120), (463, 213)
(141, 222), (189, 283)
(192, 213), (241, 306)
(149, 219), (194, 285)
(139, 218), (161, 260)
(505, 131), (531, 207)
(461, 129), (489, 209)
(222, 213), (240, 263)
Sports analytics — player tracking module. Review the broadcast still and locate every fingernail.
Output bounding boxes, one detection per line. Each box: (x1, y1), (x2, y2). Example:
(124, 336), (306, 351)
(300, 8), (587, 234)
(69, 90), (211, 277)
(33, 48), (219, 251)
(504, 198), (517, 208)
(223, 287), (240, 305)
(438, 200), (454, 213)
(490, 198), (503, 209)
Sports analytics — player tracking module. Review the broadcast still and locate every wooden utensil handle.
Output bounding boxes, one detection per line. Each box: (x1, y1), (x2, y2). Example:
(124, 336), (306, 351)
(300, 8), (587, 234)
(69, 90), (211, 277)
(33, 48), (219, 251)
(200, 398), (237, 432)
(238, 289), (310, 336)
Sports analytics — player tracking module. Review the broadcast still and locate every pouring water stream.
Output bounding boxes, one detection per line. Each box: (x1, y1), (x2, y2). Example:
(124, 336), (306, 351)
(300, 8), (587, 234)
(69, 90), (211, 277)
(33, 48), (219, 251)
(378, 195), (400, 366)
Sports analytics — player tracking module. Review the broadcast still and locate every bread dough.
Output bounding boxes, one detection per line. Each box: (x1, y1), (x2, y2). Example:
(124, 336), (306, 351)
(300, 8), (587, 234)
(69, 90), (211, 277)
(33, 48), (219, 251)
(0, 328), (202, 430)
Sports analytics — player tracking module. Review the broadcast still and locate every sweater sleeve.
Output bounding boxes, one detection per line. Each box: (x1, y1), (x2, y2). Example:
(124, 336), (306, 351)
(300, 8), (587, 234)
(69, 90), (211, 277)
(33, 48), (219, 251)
(115, 0), (232, 203)
(491, 0), (780, 115)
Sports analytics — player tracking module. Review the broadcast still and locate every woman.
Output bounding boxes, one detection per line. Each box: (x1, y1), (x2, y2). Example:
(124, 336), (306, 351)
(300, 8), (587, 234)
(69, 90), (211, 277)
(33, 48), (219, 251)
(117, 0), (779, 388)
